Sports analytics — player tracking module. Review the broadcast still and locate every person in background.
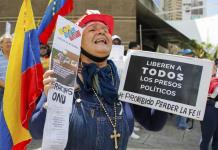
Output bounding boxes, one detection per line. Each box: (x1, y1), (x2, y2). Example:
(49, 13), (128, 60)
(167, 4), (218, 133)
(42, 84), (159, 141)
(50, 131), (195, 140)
(29, 11), (168, 150)
(128, 41), (140, 51)
(215, 59), (218, 77)
(127, 41), (141, 55)
(0, 34), (12, 110)
(40, 43), (51, 72)
(200, 62), (218, 150)
(177, 49), (194, 57)
(175, 49), (195, 130)
(112, 35), (122, 45)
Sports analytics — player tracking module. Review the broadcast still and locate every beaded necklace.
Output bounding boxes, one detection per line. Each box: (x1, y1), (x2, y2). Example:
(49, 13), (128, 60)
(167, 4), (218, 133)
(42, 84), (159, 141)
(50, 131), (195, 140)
(92, 65), (120, 150)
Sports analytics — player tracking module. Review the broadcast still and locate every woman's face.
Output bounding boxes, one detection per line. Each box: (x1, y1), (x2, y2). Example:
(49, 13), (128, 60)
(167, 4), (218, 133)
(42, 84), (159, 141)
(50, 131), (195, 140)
(81, 22), (112, 58)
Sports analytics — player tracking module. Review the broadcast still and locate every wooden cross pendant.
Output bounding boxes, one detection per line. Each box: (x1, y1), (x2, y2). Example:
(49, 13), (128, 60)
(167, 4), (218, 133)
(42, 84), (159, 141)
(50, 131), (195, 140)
(110, 128), (121, 149)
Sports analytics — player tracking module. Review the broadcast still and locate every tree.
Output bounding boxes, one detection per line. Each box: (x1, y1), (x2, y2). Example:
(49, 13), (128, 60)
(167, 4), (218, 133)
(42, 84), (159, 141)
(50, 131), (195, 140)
(183, 40), (218, 60)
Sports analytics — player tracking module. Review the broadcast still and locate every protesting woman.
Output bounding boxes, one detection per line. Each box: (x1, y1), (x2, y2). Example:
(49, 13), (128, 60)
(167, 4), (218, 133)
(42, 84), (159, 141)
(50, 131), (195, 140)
(29, 11), (168, 150)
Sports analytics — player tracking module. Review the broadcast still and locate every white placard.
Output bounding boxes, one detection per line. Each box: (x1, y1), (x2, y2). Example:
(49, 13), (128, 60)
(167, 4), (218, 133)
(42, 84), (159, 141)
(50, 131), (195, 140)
(42, 16), (82, 150)
(118, 50), (213, 120)
(109, 45), (124, 60)
(5, 21), (11, 34)
(109, 45), (124, 77)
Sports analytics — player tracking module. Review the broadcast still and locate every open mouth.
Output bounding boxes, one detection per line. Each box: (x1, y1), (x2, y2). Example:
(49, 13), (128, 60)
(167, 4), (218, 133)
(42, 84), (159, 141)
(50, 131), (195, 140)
(94, 38), (107, 45)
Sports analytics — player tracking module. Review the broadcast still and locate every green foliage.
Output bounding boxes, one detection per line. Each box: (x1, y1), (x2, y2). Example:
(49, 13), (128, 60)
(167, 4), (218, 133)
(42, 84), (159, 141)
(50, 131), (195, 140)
(182, 40), (218, 60)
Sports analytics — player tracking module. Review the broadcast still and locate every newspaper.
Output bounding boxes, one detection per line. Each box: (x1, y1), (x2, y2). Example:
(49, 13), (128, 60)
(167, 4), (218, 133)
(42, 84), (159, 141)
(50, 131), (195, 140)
(42, 16), (82, 150)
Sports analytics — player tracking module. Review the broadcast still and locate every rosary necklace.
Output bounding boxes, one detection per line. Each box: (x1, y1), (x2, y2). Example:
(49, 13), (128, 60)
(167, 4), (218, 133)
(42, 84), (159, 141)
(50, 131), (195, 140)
(92, 89), (120, 149)
(92, 65), (120, 150)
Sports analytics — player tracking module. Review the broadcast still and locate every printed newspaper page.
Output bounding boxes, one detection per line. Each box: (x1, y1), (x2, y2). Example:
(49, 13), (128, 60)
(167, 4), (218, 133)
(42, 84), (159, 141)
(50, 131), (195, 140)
(118, 50), (213, 120)
(42, 16), (82, 150)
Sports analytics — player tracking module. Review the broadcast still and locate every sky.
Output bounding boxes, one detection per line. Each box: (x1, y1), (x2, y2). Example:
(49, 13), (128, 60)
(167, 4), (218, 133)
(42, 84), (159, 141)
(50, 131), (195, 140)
(207, 0), (218, 16)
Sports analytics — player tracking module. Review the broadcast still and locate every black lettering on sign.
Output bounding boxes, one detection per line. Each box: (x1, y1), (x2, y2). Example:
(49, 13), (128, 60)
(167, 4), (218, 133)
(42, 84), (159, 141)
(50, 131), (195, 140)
(52, 92), (66, 104)
(125, 92), (154, 106)
(180, 107), (188, 114)
(54, 82), (74, 95)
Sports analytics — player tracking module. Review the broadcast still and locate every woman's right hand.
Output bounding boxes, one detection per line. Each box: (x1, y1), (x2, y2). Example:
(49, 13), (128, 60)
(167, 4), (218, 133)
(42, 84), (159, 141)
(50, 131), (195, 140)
(43, 70), (56, 96)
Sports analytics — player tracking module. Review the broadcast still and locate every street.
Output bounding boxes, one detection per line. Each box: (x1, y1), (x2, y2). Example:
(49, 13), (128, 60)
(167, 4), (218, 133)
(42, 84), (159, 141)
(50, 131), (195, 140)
(28, 115), (202, 150)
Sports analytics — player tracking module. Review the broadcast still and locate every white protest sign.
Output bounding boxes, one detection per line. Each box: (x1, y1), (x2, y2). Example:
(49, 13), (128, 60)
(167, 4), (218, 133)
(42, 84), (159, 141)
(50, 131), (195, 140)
(5, 21), (11, 34)
(42, 16), (82, 150)
(118, 50), (213, 120)
(109, 45), (124, 77)
(109, 45), (124, 60)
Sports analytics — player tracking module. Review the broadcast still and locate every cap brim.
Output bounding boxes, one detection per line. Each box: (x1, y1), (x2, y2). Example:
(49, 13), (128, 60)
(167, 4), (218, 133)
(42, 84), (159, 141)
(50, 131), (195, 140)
(78, 14), (114, 34)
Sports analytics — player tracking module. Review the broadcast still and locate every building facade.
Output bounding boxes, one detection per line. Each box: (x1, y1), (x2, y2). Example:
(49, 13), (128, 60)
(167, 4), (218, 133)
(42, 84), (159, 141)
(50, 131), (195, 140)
(163, 0), (183, 20)
(0, 0), (191, 53)
(183, 0), (206, 20)
(0, 0), (137, 47)
(161, 0), (206, 20)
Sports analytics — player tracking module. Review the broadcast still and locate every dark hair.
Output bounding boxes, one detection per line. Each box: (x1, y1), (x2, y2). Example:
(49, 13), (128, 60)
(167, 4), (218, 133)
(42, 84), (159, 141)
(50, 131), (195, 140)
(129, 41), (139, 49)
(40, 43), (51, 57)
(112, 38), (121, 45)
(215, 59), (218, 66)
